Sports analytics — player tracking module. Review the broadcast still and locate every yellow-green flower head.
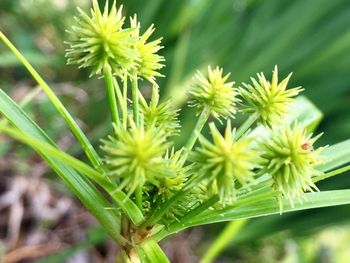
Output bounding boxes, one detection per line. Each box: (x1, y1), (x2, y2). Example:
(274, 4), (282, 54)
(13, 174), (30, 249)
(189, 66), (239, 120)
(155, 149), (189, 201)
(260, 123), (325, 209)
(139, 86), (180, 136)
(190, 121), (260, 203)
(239, 66), (303, 127)
(101, 119), (172, 193)
(66, 0), (138, 77)
(130, 15), (165, 84)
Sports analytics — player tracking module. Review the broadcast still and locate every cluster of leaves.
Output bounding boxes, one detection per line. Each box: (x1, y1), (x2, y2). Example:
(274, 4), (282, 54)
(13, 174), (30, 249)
(1, 1), (350, 262)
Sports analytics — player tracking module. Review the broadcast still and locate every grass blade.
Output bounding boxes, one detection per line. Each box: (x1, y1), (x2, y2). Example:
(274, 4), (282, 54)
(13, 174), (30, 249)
(0, 31), (102, 170)
(316, 139), (350, 172)
(155, 189), (350, 240)
(0, 89), (144, 225)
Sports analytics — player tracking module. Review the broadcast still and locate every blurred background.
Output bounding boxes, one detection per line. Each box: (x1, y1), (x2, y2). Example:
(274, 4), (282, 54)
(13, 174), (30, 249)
(0, 0), (350, 262)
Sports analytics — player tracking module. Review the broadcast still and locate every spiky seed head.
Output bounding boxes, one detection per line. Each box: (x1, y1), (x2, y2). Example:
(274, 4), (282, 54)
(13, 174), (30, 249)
(66, 0), (138, 77)
(155, 149), (190, 201)
(260, 123), (325, 209)
(130, 15), (165, 84)
(188, 66), (239, 120)
(239, 66), (303, 127)
(190, 121), (260, 203)
(139, 86), (180, 136)
(101, 119), (171, 193)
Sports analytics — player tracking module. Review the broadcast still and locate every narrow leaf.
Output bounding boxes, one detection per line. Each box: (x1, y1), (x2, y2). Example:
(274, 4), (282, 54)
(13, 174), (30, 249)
(316, 139), (350, 172)
(156, 189), (350, 240)
(0, 32), (102, 169)
(0, 90), (144, 225)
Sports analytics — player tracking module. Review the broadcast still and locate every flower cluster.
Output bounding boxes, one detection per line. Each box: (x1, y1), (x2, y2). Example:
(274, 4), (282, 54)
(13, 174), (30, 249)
(188, 66), (239, 120)
(191, 121), (260, 203)
(101, 120), (172, 193)
(67, 1), (326, 216)
(260, 123), (325, 208)
(66, 0), (164, 81)
(139, 86), (180, 137)
(239, 66), (303, 127)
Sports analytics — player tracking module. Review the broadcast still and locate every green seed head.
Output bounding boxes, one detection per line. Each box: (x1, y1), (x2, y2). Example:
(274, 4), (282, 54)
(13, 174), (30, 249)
(130, 15), (165, 84)
(189, 66), (239, 120)
(139, 86), (180, 137)
(66, 0), (138, 77)
(239, 66), (303, 127)
(101, 119), (171, 193)
(260, 123), (325, 208)
(190, 121), (260, 203)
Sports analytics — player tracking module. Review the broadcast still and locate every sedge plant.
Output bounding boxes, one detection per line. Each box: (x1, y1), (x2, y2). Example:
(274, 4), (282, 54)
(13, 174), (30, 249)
(1, 1), (350, 262)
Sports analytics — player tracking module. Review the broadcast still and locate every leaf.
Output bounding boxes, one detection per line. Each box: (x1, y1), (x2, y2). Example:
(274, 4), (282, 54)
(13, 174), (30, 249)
(0, 89), (145, 226)
(137, 239), (170, 263)
(0, 90), (126, 242)
(288, 96), (323, 133)
(316, 139), (350, 172)
(0, 31), (102, 169)
(155, 189), (350, 240)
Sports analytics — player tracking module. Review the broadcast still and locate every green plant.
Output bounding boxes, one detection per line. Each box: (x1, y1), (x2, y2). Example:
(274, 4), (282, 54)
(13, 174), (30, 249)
(1, 1), (350, 262)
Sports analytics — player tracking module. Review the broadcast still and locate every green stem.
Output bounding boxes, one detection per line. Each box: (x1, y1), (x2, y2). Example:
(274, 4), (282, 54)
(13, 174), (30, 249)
(104, 66), (119, 125)
(135, 184), (143, 211)
(180, 108), (210, 165)
(200, 219), (247, 263)
(131, 72), (140, 126)
(113, 77), (127, 126)
(0, 32), (102, 170)
(234, 113), (258, 140)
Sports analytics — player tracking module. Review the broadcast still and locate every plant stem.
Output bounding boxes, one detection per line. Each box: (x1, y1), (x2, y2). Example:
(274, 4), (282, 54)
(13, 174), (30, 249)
(131, 72), (140, 126)
(234, 112), (258, 141)
(123, 74), (128, 128)
(104, 66), (119, 125)
(200, 219), (247, 263)
(180, 108), (210, 165)
(135, 183), (143, 211)
(113, 77), (127, 127)
(0, 32), (103, 170)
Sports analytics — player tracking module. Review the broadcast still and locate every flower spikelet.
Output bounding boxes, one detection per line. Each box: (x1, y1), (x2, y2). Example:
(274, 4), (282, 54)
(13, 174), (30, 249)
(139, 86), (180, 136)
(156, 148), (190, 201)
(101, 119), (171, 193)
(66, 0), (138, 76)
(130, 15), (165, 83)
(260, 123), (325, 209)
(189, 66), (239, 120)
(190, 120), (259, 203)
(239, 66), (303, 127)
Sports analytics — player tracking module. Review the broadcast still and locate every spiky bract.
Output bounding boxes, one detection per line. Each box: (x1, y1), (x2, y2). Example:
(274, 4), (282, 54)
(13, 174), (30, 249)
(130, 15), (165, 83)
(66, 0), (137, 77)
(189, 66), (238, 120)
(101, 120), (172, 193)
(260, 123), (325, 208)
(190, 121), (259, 203)
(239, 66), (303, 127)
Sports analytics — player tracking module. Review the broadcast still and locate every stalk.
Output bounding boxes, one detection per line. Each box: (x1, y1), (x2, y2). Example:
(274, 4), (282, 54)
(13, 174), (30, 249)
(131, 72), (140, 126)
(234, 112), (258, 140)
(104, 66), (119, 125)
(180, 108), (210, 165)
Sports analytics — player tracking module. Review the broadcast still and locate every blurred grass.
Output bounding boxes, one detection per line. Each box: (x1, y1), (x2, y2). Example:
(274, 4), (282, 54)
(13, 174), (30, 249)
(1, 0), (350, 261)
